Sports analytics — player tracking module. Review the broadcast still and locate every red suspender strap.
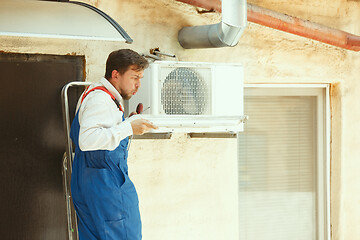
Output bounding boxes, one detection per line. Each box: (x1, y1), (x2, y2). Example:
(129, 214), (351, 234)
(81, 86), (124, 112)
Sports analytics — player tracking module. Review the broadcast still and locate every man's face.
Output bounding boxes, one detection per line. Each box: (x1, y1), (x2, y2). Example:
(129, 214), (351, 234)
(112, 65), (144, 100)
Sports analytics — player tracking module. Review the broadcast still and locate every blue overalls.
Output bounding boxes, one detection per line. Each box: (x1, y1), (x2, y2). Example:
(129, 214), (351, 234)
(70, 87), (142, 240)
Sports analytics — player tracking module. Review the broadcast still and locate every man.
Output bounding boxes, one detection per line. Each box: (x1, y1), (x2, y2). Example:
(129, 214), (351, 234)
(70, 49), (157, 240)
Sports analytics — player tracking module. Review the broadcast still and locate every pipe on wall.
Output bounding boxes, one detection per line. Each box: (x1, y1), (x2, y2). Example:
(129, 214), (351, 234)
(178, 0), (247, 49)
(176, 0), (360, 51)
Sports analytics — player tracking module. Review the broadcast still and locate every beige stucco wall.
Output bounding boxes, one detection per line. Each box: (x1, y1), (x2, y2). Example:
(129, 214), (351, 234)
(1, 0), (359, 239)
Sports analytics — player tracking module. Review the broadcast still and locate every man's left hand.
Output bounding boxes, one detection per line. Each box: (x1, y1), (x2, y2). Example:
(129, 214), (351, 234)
(129, 112), (137, 117)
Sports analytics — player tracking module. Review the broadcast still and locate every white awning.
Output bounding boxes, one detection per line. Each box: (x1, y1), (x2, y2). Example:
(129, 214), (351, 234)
(0, 0), (133, 42)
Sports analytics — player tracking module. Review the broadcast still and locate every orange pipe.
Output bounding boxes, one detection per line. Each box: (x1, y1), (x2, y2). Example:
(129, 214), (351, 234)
(176, 0), (360, 51)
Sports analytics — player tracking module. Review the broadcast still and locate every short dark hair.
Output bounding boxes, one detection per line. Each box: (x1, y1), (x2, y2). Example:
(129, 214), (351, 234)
(105, 49), (148, 79)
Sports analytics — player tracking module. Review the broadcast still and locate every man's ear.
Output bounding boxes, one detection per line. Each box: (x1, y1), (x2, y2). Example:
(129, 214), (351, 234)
(111, 70), (118, 80)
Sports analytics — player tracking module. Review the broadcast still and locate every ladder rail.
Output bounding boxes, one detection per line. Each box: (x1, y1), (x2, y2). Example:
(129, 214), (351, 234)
(61, 81), (92, 240)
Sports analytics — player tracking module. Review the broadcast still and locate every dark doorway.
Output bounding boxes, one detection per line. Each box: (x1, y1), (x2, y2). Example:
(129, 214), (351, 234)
(0, 53), (84, 239)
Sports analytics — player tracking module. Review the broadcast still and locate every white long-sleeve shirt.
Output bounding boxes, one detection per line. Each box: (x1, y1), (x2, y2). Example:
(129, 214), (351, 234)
(77, 78), (133, 151)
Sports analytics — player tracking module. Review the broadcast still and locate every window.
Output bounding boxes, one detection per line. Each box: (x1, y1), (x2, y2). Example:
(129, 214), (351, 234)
(238, 86), (329, 240)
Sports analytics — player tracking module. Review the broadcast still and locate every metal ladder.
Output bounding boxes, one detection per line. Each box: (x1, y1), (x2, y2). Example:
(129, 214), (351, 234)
(61, 82), (92, 240)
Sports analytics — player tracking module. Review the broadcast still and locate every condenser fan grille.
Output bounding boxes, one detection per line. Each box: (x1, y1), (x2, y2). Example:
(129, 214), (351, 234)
(161, 67), (210, 115)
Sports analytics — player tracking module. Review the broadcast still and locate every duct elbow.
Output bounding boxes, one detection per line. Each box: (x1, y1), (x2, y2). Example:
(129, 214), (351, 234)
(178, 0), (247, 49)
(178, 22), (246, 49)
(216, 21), (247, 47)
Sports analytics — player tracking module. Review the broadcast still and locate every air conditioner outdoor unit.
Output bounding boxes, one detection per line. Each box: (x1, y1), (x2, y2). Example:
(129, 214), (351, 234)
(125, 61), (245, 133)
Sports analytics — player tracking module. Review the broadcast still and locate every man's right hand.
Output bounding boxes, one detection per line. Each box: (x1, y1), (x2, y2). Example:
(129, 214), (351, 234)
(130, 118), (158, 135)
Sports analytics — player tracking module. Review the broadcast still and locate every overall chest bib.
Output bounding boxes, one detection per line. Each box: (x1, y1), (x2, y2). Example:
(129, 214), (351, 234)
(70, 87), (141, 240)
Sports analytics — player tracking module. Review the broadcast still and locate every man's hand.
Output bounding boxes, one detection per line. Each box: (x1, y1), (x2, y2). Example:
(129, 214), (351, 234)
(130, 118), (158, 135)
(128, 111), (137, 117)
(129, 103), (144, 117)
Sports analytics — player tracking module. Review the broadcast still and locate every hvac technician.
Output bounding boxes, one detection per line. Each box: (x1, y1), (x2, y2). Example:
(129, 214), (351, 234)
(70, 49), (157, 240)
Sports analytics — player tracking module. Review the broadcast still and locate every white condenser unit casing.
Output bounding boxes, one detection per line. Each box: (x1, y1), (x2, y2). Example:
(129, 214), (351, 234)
(125, 61), (245, 133)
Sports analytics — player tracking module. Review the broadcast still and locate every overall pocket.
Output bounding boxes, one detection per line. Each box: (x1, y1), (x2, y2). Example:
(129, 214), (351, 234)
(82, 167), (124, 221)
(104, 218), (127, 240)
(120, 171), (139, 207)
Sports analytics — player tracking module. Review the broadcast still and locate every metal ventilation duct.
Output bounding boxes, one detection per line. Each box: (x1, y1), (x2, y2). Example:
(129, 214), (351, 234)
(0, 0), (133, 42)
(178, 0), (247, 49)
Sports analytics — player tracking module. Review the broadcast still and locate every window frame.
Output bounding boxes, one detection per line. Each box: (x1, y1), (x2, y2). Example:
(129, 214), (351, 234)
(241, 84), (330, 240)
